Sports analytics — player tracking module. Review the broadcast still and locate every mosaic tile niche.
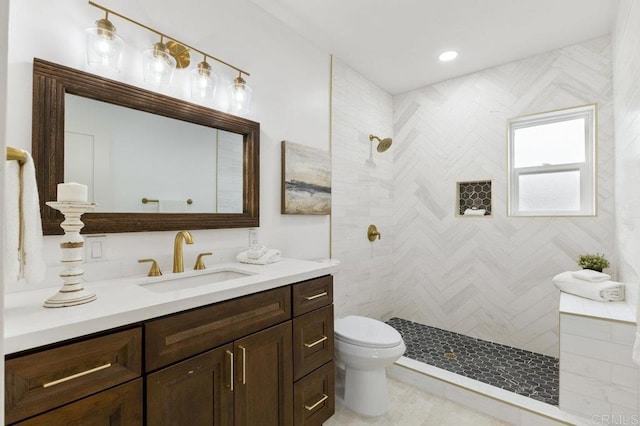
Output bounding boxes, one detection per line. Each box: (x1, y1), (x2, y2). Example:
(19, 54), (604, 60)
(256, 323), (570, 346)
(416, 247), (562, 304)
(457, 180), (491, 216)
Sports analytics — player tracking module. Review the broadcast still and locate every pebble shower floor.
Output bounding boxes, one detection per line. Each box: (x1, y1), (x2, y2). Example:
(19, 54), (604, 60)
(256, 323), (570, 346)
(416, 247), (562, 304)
(386, 317), (559, 405)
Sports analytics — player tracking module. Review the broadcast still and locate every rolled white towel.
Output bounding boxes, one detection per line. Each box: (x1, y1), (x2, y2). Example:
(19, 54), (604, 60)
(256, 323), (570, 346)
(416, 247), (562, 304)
(552, 271), (625, 302)
(247, 245), (267, 259)
(464, 208), (486, 216)
(237, 249), (281, 265)
(571, 269), (611, 282)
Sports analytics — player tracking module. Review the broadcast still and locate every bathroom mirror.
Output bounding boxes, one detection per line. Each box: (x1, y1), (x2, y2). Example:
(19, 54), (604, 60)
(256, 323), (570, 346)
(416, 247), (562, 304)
(33, 58), (259, 235)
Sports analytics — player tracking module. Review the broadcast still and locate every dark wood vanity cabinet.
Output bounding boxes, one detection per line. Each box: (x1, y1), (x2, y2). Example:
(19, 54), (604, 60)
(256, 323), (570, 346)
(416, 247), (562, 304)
(5, 327), (143, 425)
(5, 275), (334, 426)
(292, 277), (335, 426)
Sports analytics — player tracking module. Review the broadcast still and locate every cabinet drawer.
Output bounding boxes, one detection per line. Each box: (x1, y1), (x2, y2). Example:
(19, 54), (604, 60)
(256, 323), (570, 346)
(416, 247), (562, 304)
(15, 379), (143, 426)
(5, 327), (142, 424)
(294, 360), (335, 426)
(145, 286), (291, 371)
(292, 275), (333, 317)
(293, 305), (334, 381)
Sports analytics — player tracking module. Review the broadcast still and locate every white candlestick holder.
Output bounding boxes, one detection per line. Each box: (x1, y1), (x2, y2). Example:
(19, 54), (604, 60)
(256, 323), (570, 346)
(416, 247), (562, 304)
(44, 201), (97, 308)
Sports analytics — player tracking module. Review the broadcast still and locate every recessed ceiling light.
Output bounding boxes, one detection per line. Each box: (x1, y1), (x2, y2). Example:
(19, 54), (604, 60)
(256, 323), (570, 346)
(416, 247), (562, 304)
(439, 51), (458, 62)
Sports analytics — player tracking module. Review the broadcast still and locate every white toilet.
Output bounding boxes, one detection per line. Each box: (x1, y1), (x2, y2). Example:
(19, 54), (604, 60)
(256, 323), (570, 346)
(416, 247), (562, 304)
(334, 315), (406, 417)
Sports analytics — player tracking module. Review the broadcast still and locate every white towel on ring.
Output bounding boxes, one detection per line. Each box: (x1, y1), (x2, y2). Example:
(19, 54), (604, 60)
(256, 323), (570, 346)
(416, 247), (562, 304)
(4, 153), (46, 284)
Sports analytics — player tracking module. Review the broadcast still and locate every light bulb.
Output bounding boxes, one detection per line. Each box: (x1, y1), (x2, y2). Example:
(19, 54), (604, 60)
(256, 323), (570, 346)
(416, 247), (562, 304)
(190, 60), (217, 102)
(86, 19), (124, 72)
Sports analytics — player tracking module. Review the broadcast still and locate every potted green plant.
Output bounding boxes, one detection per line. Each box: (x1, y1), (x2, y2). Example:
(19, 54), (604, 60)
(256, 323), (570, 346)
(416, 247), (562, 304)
(577, 253), (610, 272)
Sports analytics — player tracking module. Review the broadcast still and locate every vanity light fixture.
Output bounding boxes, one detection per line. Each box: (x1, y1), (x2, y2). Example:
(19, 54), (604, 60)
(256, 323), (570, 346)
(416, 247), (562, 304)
(231, 72), (253, 114)
(87, 2), (252, 111)
(438, 50), (458, 62)
(143, 36), (177, 88)
(85, 11), (124, 72)
(190, 56), (217, 102)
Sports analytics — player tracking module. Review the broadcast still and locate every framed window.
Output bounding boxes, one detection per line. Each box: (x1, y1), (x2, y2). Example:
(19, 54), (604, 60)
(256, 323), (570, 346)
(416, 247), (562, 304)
(508, 104), (596, 216)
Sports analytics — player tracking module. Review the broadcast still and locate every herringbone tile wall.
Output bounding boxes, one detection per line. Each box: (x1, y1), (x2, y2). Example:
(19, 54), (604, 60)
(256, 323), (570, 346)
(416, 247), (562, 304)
(392, 36), (615, 356)
(614, 0), (640, 312)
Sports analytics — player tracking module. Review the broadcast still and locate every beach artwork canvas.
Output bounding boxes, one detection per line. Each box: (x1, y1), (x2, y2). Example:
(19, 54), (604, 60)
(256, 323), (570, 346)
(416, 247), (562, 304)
(281, 141), (331, 215)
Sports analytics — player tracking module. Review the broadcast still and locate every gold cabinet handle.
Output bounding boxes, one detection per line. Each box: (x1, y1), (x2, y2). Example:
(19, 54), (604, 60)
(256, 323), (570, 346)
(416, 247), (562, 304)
(304, 335), (328, 348)
(42, 363), (112, 388)
(303, 291), (327, 301)
(305, 394), (328, 411)
(226, 350), (234, 391)
(239, 345), (246, 384)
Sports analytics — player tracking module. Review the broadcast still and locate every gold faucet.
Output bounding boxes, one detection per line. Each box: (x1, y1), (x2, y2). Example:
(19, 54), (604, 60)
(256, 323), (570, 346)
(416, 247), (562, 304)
(173, 231), (194, 273)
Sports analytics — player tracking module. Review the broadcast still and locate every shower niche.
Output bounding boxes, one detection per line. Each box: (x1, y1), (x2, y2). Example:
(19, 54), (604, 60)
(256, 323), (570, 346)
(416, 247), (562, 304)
(457, 180), (492, 217)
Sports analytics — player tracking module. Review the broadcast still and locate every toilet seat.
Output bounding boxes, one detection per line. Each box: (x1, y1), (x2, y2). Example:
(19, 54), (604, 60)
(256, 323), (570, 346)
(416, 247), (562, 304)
(335, 315), (403, 349)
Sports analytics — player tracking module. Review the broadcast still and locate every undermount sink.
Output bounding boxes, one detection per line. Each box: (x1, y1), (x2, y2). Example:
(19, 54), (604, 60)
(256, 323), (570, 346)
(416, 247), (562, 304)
(138, 267), (255, 293)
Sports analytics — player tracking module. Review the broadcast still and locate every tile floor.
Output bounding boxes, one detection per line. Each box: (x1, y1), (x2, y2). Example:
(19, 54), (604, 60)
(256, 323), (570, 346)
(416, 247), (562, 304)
(387, 317), (559, 405)
(325, 377), (509, 425)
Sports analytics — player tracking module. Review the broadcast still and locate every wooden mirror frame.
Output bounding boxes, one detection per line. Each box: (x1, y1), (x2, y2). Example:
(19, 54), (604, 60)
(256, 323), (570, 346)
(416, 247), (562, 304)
(32, 58), (259, 235)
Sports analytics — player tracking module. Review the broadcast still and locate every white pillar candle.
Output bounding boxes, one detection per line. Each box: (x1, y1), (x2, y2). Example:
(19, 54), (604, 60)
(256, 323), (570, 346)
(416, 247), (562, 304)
(57, 182), (88, 203)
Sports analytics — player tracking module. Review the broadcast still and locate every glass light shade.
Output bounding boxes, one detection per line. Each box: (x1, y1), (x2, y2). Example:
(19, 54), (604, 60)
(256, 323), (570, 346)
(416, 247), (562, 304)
(142, 44), (177, 88)
(190, 62), (217, 102)
(230, 77), (253, 114)
(85, 26), (124, 72)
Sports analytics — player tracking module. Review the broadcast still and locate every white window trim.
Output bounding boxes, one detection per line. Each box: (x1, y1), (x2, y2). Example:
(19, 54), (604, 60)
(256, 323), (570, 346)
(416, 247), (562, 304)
(507, 104), (596, 216)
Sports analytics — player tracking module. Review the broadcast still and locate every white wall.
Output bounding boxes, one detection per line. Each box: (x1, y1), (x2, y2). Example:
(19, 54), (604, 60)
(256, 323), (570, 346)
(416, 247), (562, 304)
(5, 0), (331, 291)
(331, 58), (395, 320)
(613, 0), (640, 312)
(393, 36), (615, 357)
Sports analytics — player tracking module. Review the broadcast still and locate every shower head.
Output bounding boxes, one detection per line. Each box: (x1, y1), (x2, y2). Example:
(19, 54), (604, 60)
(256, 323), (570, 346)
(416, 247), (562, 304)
(369, 134), (392, 152)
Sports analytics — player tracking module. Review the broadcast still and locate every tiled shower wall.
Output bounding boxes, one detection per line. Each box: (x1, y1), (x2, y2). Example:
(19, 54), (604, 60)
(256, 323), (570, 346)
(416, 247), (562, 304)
(392, 36), (615, 357)
(331, 58), (395, 321)
(613, 0), (640, 311)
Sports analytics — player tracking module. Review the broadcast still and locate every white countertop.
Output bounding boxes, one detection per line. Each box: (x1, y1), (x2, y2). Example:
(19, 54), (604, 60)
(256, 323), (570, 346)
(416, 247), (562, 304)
(4, 258), (340, 355)
(559, 291), (637, 324)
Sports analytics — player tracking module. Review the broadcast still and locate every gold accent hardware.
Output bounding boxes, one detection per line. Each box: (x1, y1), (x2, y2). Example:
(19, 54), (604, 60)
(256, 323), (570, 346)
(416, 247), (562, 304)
(303, 291), (327, 301)
(88, 2), (250, 78)
(369, 134), (393, 153)
(304, 336), (328, 348)
(173, 231), (194, 273)
(42, 363), (112, 388)
(142, 197), (193, 205)
(165, 40), (191, 69)
(239, 345), (246, 384)
(367, 224), (381, 242)
(194, 252), (213, 270)
(305, 394), (328, 411)
(139, 258), (162, 277)
(226, 350), (234, 391)
(6, 146), (27, 164)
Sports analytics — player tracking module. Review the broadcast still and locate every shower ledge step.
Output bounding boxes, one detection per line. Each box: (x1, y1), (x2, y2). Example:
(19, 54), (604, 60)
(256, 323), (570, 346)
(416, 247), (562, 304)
(389, 356), (585, 426)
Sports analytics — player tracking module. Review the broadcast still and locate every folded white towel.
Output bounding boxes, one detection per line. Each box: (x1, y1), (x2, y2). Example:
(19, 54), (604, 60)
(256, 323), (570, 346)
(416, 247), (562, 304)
(237, 249), (281, 265)
(247, 245), (267, 259)
(571, 269), (611, 282)
(4, 153), (46, 284)
(464, 208), (486, 216)
(552, 271), (625, 302)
